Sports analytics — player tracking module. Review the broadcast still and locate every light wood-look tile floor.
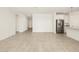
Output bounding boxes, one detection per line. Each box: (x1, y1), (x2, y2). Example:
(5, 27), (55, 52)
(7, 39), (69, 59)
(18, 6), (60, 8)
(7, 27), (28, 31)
(0, 30), (79, 52)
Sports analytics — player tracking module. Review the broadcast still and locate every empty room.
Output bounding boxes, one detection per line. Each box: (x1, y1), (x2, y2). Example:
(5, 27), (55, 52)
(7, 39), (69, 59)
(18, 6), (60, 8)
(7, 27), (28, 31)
(0, 7), (79, 52)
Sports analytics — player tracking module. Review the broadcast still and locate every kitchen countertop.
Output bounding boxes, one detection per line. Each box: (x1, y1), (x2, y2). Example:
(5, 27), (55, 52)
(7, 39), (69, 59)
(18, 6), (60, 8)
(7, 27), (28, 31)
(66, 27), (79, 31)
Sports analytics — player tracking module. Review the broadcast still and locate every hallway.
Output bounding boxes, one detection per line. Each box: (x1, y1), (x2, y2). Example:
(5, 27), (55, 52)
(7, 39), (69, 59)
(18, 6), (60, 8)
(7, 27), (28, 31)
(0, 30), (79, 52)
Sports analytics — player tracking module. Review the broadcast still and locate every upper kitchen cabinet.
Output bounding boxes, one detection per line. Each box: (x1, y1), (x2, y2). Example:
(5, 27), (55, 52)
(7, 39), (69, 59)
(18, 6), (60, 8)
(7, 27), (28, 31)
(56, 14), (65, 19)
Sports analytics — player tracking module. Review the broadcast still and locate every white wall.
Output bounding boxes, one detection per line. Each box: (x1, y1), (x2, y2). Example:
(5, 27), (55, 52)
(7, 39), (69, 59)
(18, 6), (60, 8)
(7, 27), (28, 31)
(32, 14), (54, 32)
(64, 14), (69, 24)
(16, 14), (28, 32)
(53, 13), (57, 33)
(69, 11), (79, 28)
(0, 8), (16, 40)
(28, 17), (32, 28)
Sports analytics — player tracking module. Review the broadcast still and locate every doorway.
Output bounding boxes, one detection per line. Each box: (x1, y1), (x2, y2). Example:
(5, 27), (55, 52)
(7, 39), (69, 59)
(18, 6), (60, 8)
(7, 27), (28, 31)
(28, 16), (32, 32)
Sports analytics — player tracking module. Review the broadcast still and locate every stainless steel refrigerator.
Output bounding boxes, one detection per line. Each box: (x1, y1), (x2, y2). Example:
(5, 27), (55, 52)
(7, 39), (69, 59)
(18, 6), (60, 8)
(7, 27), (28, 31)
(56, 19), (64, 33)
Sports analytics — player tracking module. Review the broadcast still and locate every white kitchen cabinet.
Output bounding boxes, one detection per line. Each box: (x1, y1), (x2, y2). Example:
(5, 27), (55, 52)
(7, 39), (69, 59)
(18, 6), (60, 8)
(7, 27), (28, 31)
(56, 14), (65, 19)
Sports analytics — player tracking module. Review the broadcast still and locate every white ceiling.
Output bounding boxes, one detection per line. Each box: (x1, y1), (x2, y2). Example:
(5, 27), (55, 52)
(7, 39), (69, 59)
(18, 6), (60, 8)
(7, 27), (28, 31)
(9, 7), (79, 16)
